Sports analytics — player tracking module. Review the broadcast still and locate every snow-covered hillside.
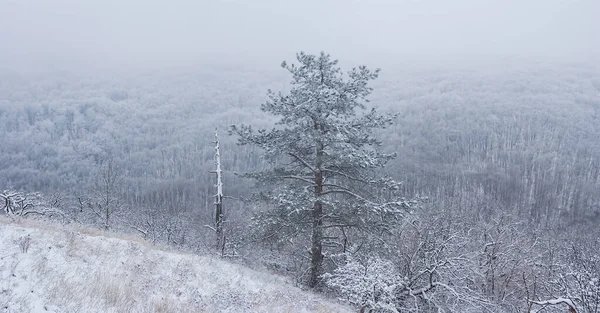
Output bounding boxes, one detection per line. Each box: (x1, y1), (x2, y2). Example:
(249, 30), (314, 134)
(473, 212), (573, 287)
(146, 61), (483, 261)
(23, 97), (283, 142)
(0, 217), (351, 313)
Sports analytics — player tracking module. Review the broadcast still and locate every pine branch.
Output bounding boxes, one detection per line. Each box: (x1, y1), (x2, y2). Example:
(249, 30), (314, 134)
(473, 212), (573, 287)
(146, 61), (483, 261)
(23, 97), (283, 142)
(288, 152), (316, 173)
(281, 175), (316, 185)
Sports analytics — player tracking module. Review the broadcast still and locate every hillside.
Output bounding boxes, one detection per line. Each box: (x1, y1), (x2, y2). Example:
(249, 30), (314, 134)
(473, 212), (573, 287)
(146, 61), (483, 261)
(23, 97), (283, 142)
(0, 217), (351, 313)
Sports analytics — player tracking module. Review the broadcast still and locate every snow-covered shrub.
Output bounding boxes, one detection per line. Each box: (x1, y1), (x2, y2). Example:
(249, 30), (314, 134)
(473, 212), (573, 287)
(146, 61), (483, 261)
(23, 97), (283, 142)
(1, 190), (64, 219)
(1, 190), (40, 215)
(323, 255), (405, 313)
(323, 211), (510, 313)
(553, 244), (600, 313)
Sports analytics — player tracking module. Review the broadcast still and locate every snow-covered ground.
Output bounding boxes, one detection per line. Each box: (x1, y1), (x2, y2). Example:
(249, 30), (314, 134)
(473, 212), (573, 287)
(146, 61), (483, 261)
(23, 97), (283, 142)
(0, 217), (351, 313)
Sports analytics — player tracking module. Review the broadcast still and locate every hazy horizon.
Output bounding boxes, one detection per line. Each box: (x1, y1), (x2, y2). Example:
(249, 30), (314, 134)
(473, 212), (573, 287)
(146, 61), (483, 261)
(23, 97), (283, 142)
(1, 0), (599, 74)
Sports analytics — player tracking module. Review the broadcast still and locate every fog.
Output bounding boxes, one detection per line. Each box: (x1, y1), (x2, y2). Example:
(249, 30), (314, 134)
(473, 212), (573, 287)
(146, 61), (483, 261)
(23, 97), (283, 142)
(1, 0), (598, 72)
(2, 1), (600, 312)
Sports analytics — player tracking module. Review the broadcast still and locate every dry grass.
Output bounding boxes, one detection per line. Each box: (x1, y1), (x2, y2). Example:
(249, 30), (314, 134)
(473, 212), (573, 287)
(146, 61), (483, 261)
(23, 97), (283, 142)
(0, 215), (151, 247)
(95, 272), (136, 309)
(0, 216), (353, 313)
(151, 297), (205, 313)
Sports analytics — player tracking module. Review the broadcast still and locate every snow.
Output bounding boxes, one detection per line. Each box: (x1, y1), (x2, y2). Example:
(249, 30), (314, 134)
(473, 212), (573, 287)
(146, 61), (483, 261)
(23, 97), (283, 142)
(0, 217), (351, 313)
(530, 298), (577, 313)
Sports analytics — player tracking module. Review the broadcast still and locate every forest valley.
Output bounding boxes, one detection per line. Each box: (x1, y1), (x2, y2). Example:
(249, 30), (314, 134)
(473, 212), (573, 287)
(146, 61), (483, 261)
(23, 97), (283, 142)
(1, 52), (599, 313)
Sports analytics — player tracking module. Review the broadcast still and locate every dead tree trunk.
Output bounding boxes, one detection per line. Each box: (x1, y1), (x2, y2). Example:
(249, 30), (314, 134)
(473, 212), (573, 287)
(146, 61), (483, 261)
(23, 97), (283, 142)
(213, 128), (225, 254)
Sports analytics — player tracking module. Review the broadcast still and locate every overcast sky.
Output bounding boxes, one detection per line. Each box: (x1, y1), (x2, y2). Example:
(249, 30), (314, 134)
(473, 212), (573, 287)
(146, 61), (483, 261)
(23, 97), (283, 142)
(0, 0), (598, 72)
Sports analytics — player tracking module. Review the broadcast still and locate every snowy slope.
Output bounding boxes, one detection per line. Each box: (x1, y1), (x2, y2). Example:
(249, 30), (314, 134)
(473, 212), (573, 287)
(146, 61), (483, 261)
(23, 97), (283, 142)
(0, 217), (351, 313)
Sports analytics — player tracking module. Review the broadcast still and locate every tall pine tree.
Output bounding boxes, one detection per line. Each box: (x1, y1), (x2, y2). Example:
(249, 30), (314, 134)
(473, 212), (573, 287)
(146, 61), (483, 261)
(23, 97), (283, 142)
(232, 52), (412, 288)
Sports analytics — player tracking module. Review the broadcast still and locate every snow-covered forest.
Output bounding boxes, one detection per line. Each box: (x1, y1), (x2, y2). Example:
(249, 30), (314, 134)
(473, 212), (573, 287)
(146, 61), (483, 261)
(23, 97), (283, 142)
(1, 0), (599, 312)
(2, 56), (598, 312)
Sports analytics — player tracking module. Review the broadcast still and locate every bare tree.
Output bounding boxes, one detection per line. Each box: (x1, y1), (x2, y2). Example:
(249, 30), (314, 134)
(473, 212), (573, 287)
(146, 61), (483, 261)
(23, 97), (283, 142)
(83, 156), (122, 229)
(212, 128), (225, 254)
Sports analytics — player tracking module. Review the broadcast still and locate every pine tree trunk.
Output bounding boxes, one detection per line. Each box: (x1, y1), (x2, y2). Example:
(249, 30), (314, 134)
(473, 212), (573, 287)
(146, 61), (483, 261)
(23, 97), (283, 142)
(309, 198), (323, 287)
(309, 141), (324, 288)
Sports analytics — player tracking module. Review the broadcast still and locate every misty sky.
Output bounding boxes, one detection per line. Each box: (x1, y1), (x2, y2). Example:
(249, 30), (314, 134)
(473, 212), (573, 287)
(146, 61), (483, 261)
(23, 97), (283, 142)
(1, 0), (598, 72)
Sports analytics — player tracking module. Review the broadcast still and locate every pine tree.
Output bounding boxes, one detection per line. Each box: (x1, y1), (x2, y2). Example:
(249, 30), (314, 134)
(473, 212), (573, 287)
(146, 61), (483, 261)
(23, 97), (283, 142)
(231, 52), (412, 288)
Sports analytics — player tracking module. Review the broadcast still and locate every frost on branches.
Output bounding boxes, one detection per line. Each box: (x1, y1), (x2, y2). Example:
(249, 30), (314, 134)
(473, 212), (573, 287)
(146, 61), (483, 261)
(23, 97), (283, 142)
(231, 52), (414, 288)
(543, 243), (600, 313)
(322, 256), (404, 313)
(1, 190), (62, 218)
